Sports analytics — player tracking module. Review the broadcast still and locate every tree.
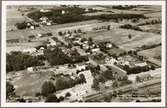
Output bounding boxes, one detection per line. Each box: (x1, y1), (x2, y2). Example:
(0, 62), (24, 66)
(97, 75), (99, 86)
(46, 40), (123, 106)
(45, 94), (59, 102)
(112, 81), (119, 88)
(65, 92), (71, 97)
(59, 96), (65, 101)
(41, 81), (56, 97)
(91, 79), (100, 90)
(136, 76), (140, 83)
(6, 82), (15, 99)
(79, 74), (86, 83)
(107, 25), (111, 30)
(128, 34), (132, 39)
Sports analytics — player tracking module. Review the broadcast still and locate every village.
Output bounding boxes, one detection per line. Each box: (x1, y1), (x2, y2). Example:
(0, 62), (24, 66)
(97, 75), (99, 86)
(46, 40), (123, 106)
(6, 5), (161, 103)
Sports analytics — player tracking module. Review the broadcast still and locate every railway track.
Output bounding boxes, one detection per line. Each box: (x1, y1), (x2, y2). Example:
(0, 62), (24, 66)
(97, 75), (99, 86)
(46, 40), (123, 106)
(83, 78), (161, 101)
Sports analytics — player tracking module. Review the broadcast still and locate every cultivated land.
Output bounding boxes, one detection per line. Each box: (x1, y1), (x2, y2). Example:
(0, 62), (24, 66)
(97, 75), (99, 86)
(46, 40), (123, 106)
(6, 5), (162, 103)
(83, 28), (161, 51)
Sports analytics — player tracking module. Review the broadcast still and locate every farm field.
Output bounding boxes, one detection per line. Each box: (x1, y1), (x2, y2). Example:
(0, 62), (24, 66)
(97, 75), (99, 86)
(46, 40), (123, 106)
(83, 28), (161, 51)
(139, 24), (161, 33)
(6, 7), (28, 31)
(138, 46), (161, 59)
(7, 70), (51, 96)
(138, 46), (161, 66)
(6, 20), (120, 40)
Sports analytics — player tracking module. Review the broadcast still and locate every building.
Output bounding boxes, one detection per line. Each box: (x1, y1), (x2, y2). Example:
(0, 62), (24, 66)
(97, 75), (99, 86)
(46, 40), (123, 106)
(40, 9), (50, 13)
(27, 67), (38, 72)
(106, 43), (112, 48)
(135, 62), (147, 67)
(91, 48), (100, 52)
(62, 10), (66, 14)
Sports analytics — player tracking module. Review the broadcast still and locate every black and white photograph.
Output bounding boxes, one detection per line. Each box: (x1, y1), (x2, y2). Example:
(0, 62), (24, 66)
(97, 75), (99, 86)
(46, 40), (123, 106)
(1, 0), (166, 107)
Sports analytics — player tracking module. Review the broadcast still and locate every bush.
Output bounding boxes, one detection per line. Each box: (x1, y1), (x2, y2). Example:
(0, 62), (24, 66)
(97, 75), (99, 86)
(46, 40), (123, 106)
(41, 81), (56, 97)
(59, 96), (65, 101)
(65, 92), (71, 97)
(15, 22), (27, 29)
(45, 94), (59, 102)
(6, 82), (15, 99)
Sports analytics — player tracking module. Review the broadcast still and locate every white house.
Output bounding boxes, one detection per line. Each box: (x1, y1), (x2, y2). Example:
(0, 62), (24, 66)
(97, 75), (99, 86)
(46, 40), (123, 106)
(106, 43), (112, 48)
(62, 10), (66, 14)
(40, 9), (50, 13)
(37, 33), (42, 38)
(46, 22), (51, 26)
(91, 48), (100, 52)
(30, 26), (35, 30)
(135, 62), (147, 67)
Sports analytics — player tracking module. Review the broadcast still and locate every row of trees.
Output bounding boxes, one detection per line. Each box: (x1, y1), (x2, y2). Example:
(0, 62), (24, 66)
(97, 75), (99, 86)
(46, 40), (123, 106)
(123, 65), (155, 74)
(120, 24), (143, 31)
(112, 5), (137, 10)
(41, 74), (86, 97)
(6, 51), (44, 72)
(27, 6), (146, 24)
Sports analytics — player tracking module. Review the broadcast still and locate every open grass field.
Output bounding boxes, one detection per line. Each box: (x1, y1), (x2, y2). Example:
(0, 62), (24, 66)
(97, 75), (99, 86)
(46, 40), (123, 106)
(139, 24), (161, 33)
(7, 70), (51, 96)
(138, 46), (161, 59)
(83, 28), (161, 51)
(6, 7), (28, 31)
(138, 46), (161, 66)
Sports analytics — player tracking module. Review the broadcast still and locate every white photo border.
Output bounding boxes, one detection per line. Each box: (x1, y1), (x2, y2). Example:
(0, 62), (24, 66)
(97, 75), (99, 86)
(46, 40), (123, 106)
(1, 0), (166, 107)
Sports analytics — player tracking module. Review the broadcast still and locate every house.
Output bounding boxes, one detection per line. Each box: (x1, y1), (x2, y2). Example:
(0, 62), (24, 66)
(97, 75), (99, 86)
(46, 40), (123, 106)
(76, 64), (87, 71)
(62, 10), (66, 14)
(135, 62), (147, 67)
(49, 38), (57, 46)
(106, 43), (112, 48)
(46, 22), (51, 26)
(30, 25), (35, 30)
(37, 33), (42, 38)
(40, 9), (50, 13)
(105, 57), (117, 65)
(40, 17), (48, 24)
(84, 8), (89, 12)
(82, 44), (89, 50)
(27, 67), (38, 72)
(91, 48), (100, 52)
(105, 80), (113, 87)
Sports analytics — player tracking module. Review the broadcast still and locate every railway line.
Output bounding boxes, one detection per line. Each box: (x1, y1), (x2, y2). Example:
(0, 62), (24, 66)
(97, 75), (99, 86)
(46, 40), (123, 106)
(83, 78), (161, 102)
